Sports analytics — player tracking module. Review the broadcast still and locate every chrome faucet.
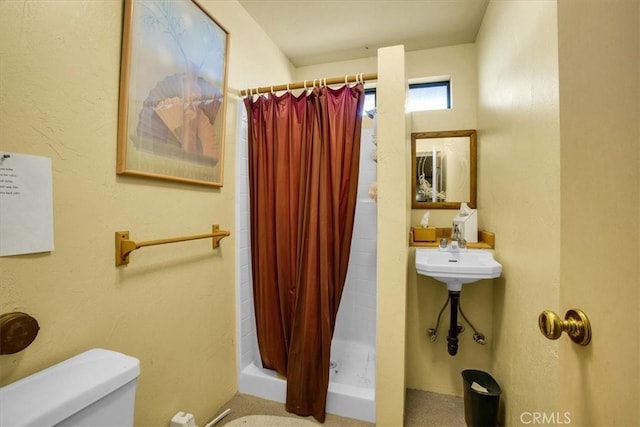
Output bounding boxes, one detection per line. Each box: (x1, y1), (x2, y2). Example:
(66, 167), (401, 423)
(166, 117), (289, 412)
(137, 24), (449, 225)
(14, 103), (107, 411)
(441, 223), (467, 250)
(452, 223), (462, 241)
(451, 223), (466, 249)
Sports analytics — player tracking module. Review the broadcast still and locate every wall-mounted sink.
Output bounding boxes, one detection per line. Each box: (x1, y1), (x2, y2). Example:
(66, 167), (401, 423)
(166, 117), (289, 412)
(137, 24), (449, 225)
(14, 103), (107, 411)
(416, 246), (502, 355)
(415, 248), (502, 291)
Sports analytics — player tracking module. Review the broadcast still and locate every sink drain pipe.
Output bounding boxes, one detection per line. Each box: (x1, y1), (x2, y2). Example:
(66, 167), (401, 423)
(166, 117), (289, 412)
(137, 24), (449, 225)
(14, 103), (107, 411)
(427, 293), (487, 352)
(447, 292), (461, 355)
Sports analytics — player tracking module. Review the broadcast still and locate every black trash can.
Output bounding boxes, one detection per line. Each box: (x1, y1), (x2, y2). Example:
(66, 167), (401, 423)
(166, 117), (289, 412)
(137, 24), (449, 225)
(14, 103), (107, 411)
(461, 369), (501, 427)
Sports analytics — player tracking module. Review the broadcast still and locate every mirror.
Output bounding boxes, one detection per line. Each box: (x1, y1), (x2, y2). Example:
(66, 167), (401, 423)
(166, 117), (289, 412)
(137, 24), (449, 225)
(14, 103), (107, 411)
(411, 130), (476, 209)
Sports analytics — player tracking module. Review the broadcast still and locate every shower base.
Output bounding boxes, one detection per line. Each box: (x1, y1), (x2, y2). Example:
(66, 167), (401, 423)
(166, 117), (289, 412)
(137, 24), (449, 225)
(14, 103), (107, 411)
(238, 338), (375, 423)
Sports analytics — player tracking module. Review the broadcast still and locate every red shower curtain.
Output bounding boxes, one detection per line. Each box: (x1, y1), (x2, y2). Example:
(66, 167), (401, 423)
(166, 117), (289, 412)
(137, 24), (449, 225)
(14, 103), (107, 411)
(244, 84), (364, 422)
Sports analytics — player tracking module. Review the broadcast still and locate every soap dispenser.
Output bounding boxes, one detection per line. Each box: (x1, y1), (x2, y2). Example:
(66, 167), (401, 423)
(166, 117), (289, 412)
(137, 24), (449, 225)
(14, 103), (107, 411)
(452, 202), (478, 243)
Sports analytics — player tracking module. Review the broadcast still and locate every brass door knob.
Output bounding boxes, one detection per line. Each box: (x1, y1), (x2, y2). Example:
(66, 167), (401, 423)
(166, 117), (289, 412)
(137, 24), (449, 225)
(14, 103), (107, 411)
(538, 308), (591, 346)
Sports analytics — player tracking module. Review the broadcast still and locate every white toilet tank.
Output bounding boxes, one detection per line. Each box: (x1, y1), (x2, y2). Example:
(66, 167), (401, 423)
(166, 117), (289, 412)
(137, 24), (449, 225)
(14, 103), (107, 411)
(0, 348), (140, 427)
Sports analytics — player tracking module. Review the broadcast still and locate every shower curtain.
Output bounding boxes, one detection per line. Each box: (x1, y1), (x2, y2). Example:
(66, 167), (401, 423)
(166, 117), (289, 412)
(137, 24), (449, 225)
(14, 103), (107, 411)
(244, 83), (364, 422)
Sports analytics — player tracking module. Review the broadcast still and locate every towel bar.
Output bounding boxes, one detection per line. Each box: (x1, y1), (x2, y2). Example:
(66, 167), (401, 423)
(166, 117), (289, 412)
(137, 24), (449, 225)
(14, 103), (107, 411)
(115, 224), (230, 266)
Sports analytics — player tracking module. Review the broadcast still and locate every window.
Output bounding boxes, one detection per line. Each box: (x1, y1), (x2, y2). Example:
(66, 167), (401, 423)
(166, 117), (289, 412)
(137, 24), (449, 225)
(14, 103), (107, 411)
(361, 80), (450, 115)
(407, 81), (450, 111)
(363, 88), (376, 116)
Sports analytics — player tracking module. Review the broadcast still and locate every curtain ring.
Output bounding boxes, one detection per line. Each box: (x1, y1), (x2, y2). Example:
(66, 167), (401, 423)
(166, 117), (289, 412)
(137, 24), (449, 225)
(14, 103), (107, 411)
(287, 83), (290, 91)
(323, 78), (327, 87)
(270, 85), (274, 94)
(345, 75), (349, 84)
(303, 80), (308, 90)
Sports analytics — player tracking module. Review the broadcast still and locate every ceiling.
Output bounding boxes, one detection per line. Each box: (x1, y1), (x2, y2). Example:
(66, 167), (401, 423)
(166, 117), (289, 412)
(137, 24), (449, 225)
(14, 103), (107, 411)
(237, 0), (490, 67)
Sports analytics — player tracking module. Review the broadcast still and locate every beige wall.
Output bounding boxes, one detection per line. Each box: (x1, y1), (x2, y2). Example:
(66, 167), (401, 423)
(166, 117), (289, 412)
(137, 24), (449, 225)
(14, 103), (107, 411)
(477, 2), (639, 425)
(409, 44), (479, 228)
(0, 1), (292, 426)
(295, 57), (377, 83)
(374, 45), (410, 426)
(476, 1), (561, 424)
(406, 44), (496, 396)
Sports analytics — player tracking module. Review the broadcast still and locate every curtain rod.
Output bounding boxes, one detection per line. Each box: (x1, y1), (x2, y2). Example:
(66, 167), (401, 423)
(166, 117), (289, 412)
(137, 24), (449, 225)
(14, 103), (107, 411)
(240, 72), (377, 96)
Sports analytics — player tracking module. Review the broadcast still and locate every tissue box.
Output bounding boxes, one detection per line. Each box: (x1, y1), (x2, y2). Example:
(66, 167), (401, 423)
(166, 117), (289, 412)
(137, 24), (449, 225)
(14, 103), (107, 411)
(413, 226), (436, 242)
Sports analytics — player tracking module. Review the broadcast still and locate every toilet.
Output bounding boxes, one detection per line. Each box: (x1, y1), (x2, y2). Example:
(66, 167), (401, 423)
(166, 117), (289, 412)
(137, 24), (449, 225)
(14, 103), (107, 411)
(0, 348), (140, 427)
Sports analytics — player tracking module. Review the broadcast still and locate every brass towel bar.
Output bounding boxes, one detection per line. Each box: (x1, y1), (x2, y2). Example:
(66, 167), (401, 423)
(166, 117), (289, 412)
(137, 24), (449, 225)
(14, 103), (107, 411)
(115, 224), (230, 266)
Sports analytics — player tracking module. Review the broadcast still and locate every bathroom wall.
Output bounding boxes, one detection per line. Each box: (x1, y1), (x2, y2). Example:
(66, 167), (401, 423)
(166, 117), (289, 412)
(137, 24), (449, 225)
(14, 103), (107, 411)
(408, 44), (479, 227)
(332, 124), (378, 348)
(477, 2), (640, 425)
(406, 44), (495, 396)
(374, 45), (410, 427)
(476, 1), (561, 424)
(236, 104), (258, 372)
(0, 0), (292, 425)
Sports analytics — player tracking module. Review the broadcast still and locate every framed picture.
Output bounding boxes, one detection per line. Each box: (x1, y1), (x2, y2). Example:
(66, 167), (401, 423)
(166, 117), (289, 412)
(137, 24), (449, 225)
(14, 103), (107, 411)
(117, 0), (229, 187)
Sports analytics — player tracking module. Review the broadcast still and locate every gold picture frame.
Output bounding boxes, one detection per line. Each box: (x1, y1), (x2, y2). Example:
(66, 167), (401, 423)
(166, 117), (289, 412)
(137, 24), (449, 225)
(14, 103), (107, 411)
(117, 0), (229, 187)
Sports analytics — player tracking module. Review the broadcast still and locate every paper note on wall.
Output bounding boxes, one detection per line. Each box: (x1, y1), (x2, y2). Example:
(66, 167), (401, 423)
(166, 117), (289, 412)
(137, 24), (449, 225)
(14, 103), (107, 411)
(0, 152), (54, 256)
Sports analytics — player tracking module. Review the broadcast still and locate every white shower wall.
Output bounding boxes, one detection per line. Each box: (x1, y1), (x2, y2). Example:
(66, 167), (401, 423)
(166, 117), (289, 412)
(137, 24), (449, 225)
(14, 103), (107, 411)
(236, 102), (378, 374)
(332, 126), (377, 348)
(236, 102), (259, 371)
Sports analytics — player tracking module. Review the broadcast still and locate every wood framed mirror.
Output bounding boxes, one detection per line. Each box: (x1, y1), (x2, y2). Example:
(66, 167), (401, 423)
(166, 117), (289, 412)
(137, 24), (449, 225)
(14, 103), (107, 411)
(411, 129), (476, 209)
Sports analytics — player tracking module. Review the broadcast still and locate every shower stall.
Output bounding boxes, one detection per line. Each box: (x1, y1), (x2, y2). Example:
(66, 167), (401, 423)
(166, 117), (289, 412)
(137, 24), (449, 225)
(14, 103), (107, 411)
(235, 102), (377, 423)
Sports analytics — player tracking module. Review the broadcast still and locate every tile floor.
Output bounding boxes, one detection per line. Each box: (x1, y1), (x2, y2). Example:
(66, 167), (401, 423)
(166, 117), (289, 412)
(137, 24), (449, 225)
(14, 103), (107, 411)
(217, 389), (466, 426)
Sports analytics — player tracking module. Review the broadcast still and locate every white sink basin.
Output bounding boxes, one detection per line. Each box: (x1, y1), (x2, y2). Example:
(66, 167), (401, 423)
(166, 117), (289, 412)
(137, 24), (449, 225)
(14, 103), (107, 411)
(415, 248), (502, 291)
